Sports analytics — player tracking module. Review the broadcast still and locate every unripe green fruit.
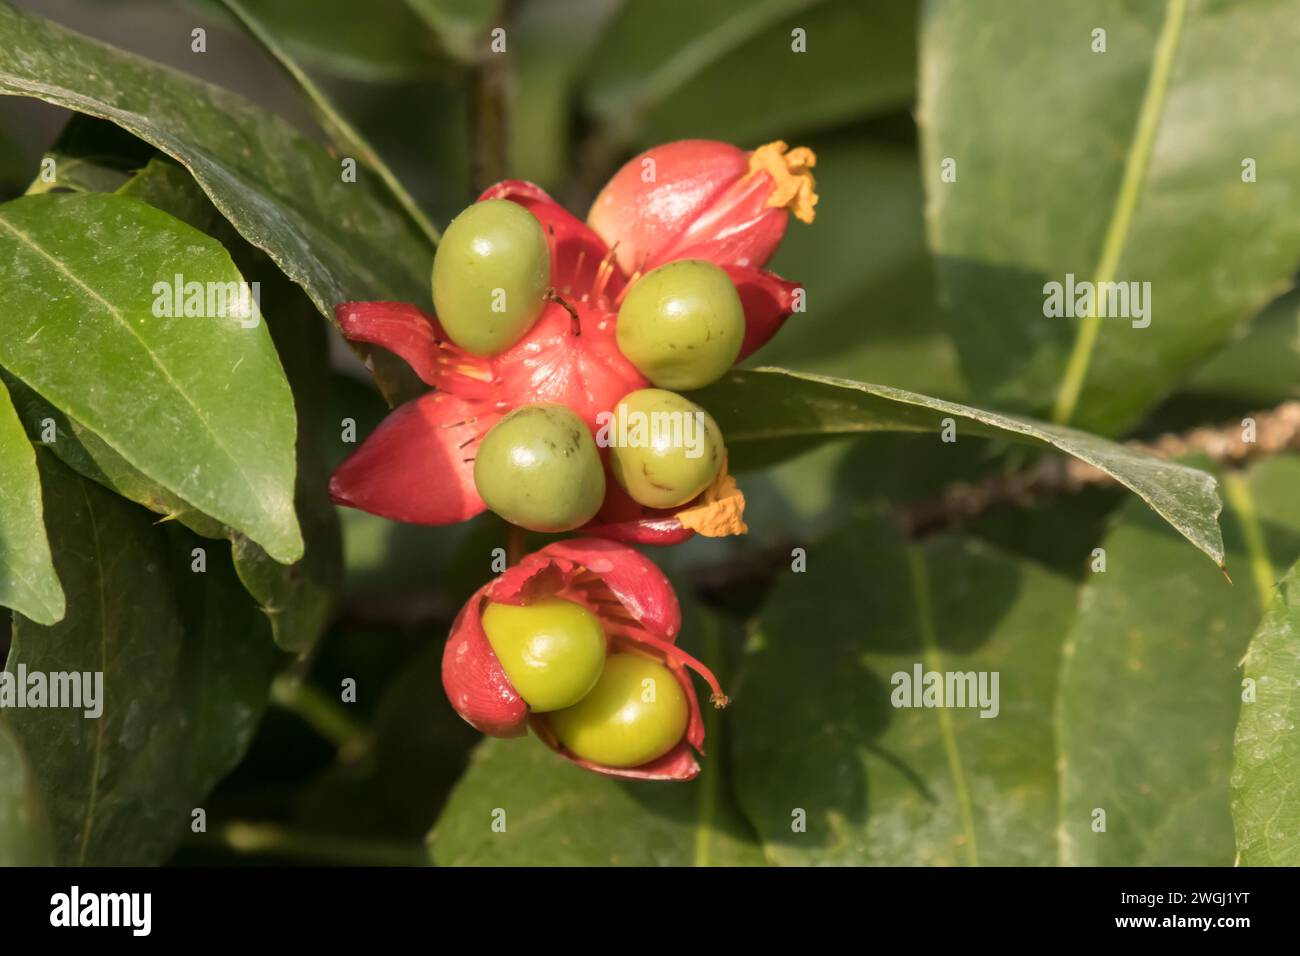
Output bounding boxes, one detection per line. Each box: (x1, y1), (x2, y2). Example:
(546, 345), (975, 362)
(432, 199), (551, 356)
(606, 388), (724, 509)
(474, 404), (605, 532)
(481, 598), (607, 712)
(616, 259), (744, 390)
(546, 653), (689, 768)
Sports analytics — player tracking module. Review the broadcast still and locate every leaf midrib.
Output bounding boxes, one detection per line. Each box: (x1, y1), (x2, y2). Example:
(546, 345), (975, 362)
(0, 207), (273, 537)
(1051, 0), (1190, 425)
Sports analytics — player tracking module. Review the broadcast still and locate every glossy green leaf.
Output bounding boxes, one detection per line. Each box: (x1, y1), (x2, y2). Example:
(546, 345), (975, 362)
(4, 454), (279, 866)
(227, 0), (440, 81)
(0, 716), (54, 865)
(2, 370), (228, 542)
(220, 0), (441, 246)
(6, 156), (297, 548)
(732, 517), (1076, 864)
(0, 376), (63, 624)
(1233, 559), (1300, 866)
(406, 0), (500, 63)
(921, 0), (1300, 435)
(430, 603), (763, 865)
(125, 156), (341, 653)
(0, 191), (302, 562)
(1058, 455), (1300, 865)
(0, 4), (434, 354)
(696, 367), (1224, 565)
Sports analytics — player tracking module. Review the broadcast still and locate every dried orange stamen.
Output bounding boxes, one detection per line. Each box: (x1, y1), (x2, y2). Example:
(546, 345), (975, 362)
(748, 140), (818, 224)
(676, 454), (748, 537)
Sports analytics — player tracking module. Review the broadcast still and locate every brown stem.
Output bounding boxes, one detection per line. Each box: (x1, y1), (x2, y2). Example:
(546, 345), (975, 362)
(470, 9), (511, 193)
(506, 523), (527, 567)
(898, 400), (1300, 536)
(545, 288), (581, 336)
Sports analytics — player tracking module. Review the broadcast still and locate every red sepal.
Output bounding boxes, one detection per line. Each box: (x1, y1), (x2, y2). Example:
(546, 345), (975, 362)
(329, 391), (497, 525)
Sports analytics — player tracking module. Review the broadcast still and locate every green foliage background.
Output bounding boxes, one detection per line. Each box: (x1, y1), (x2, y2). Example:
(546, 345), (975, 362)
(0, 0), (1298, 866)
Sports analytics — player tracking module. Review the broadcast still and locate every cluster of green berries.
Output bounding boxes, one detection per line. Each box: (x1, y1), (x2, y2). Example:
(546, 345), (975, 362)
(431, 199), (741, 533)
(481, 598), (688, 767)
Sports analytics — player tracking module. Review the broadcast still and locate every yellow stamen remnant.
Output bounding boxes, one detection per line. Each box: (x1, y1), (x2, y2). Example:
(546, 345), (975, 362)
(748, 140), (818, 224)
(676, 454), (748, 537)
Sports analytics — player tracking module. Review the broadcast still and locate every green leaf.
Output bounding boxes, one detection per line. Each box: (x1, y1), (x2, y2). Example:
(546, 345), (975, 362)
(0, 716), (54, 865)
(2, 370), (229, 542)
(431, 736), (763, 864)
(696, 367), (1224, 565)
(1057, 455), (1300, 865)
(752, 134), (964, 398)
(921, 0), (1300, 434)
(4, 454), (279, 866)
(125, 156), (341, 653)
(220, 0), (441, 246)
(406, 0), (501, 63)
(732, 516), (1076, 864)
(583, 0), (913, 146)
(430, 602), (763, 865)
(0, 192), (302, 563)
(1233, 559), (1300, 866)
(227, 0), (441, 81)
(0, 4), (434, 357)
(612, 0), (916, 147)
(0, 376), (63, 624)
(6, 157), (302, 550)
